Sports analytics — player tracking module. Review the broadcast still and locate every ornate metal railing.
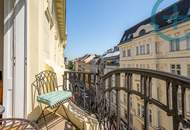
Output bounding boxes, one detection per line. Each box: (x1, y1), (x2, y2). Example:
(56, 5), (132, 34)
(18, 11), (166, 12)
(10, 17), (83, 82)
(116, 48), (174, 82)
(63, 68), (190, 130)
(63, 71), (99, 113)
(0, 118), (39, 130)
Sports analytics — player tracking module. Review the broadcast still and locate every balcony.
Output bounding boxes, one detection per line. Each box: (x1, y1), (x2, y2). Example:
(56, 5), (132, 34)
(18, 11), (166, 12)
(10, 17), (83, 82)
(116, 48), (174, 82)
(4, 69), (190, 130)
(62, 68), (190, 130)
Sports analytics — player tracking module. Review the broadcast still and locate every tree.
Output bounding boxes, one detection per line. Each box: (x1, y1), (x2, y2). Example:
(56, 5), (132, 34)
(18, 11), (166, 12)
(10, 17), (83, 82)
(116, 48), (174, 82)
(68, 60), (74, 70)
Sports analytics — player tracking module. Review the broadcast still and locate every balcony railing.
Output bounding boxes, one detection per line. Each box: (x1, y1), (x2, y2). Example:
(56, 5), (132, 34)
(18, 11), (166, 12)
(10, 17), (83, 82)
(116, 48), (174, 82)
(63, 68), (190, 130)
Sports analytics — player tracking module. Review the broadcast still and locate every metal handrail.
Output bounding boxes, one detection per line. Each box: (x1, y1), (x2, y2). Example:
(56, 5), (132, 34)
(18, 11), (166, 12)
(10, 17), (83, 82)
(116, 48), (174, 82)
(64, 68), (190, 130)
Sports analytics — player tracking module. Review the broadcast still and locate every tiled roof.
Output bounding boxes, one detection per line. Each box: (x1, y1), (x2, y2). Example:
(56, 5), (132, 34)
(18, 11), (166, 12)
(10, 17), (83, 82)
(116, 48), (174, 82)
(119, 0), (190, 45)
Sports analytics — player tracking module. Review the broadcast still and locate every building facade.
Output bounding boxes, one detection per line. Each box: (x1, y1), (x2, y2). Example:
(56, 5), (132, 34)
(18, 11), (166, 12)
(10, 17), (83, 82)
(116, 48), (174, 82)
(74, 54), (100, 73)
(118, 0), (190, 130)
(1, 0), (66, 119)
(103, 46), (120, 74)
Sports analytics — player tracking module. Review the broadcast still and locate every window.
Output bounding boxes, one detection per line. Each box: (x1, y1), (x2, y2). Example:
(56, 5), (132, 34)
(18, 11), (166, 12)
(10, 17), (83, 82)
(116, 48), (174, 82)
(122, 49), (126, 57)
(147, 44), (150, 54)
(128, 34), (133, 40)
(140, 45), (143, 54)
(171, 64), (181, 75)
(149, 110), (152, 125)
(187, 36), (190, 49)
(130, 97), (132, 107)
(141, 105), (144, 118)
(147, 64), (150, 69)
(137, 83), (140, 92)
(136, 47), (139, 55)
(143, 64), (145, 68)
(137, 104), (141, 116)
(139, 29), (146, 36)
(127, 49), (131, 57)
(188, 7), (190, 15)
(121, 35), (127, 42)
(124, 94), (127, 104)
(140, 45), (145, 55)
(187, 64), (190, 77)
(142, 45), (145, 54)
(170, 39), (180, 51)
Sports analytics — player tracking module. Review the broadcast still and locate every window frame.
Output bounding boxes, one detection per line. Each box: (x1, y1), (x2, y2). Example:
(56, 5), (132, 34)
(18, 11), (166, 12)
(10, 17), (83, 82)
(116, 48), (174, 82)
(127, 49), (131, 57)
(170, 39), (180, 51)
(147, 44), (150, 54)
(170, 64), (181, 75)
(136, 46), (139, 55)
(122, 49), (126, 57)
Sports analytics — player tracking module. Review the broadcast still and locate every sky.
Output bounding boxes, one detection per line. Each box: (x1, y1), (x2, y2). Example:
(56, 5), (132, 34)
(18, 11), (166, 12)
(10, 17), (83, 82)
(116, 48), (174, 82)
(65, 0), (178, 60)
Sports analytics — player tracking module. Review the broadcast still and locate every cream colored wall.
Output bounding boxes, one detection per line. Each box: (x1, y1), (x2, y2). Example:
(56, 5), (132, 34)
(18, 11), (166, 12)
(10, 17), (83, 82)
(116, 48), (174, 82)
(119, 20), (190, 130)
(27, 0), (66, 117)
(27, 0), (40, 117)
(0, 0), (3, 71)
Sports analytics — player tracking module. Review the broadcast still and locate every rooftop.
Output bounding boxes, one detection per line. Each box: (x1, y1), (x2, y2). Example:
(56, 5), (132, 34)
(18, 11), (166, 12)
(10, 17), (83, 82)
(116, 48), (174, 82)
(119, 0), (190, 44)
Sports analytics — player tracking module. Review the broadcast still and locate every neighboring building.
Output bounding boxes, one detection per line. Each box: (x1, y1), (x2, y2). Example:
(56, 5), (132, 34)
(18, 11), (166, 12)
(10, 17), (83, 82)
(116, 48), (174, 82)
(74, 54), (100, 73)
(118, 0), (190, 130)
(103, 46), (120, 74)
(1, 0), (66, 119)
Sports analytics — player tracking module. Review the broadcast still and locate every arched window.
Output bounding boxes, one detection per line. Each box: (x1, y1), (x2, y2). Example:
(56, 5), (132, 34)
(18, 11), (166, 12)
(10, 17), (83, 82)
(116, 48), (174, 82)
(188, 7), (190, 15)
(128, 34), (133, 39)
(139, 29), (146, 36)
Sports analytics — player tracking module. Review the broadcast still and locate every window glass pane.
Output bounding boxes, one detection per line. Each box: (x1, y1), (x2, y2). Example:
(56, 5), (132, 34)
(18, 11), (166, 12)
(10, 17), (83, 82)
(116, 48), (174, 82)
(177, 70), (181, 75)
(170, 40), (174, 51)
(123, 50), (126, 57)
(140, 45), (143, 54)
(147, 44), (150, 54)
(136, 47), (139, 55)
(137, 104), (140, 116)
(127, 49), (131, 57)
(171, 64), (175, 69)
(141, 106), (144, 118)
(143, 45), (145, 54)
(177, 64), (181, 69)
(176, 39), (180, 50)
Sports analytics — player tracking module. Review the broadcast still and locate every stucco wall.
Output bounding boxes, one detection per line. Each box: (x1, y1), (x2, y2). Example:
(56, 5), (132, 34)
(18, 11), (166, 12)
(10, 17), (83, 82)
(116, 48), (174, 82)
(0, 0), (3, 71)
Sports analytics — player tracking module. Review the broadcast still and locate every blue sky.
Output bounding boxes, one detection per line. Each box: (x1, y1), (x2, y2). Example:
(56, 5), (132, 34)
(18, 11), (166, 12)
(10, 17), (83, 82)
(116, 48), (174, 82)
(65, 0), (178, 59)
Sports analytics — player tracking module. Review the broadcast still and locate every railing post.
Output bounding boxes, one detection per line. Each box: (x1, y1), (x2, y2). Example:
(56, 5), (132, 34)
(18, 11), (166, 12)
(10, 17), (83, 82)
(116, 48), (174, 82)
(181, 87), (186, 118)
(108, 77), (112, 129)
(166, 81), (171, 115)
(88, 73), (91, 88)
(65, 72), (69, 90)
(172, 83), (179, 130)
(83, 73), (86, 109)
(126, 73), (132, 130)
(116, 73), (120, 130)
(143, 76), (148, 130)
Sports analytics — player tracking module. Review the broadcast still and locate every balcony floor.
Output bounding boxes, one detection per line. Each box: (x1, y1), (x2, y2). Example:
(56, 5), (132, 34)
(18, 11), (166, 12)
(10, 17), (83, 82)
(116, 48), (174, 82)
(38, 113), (77, 130)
